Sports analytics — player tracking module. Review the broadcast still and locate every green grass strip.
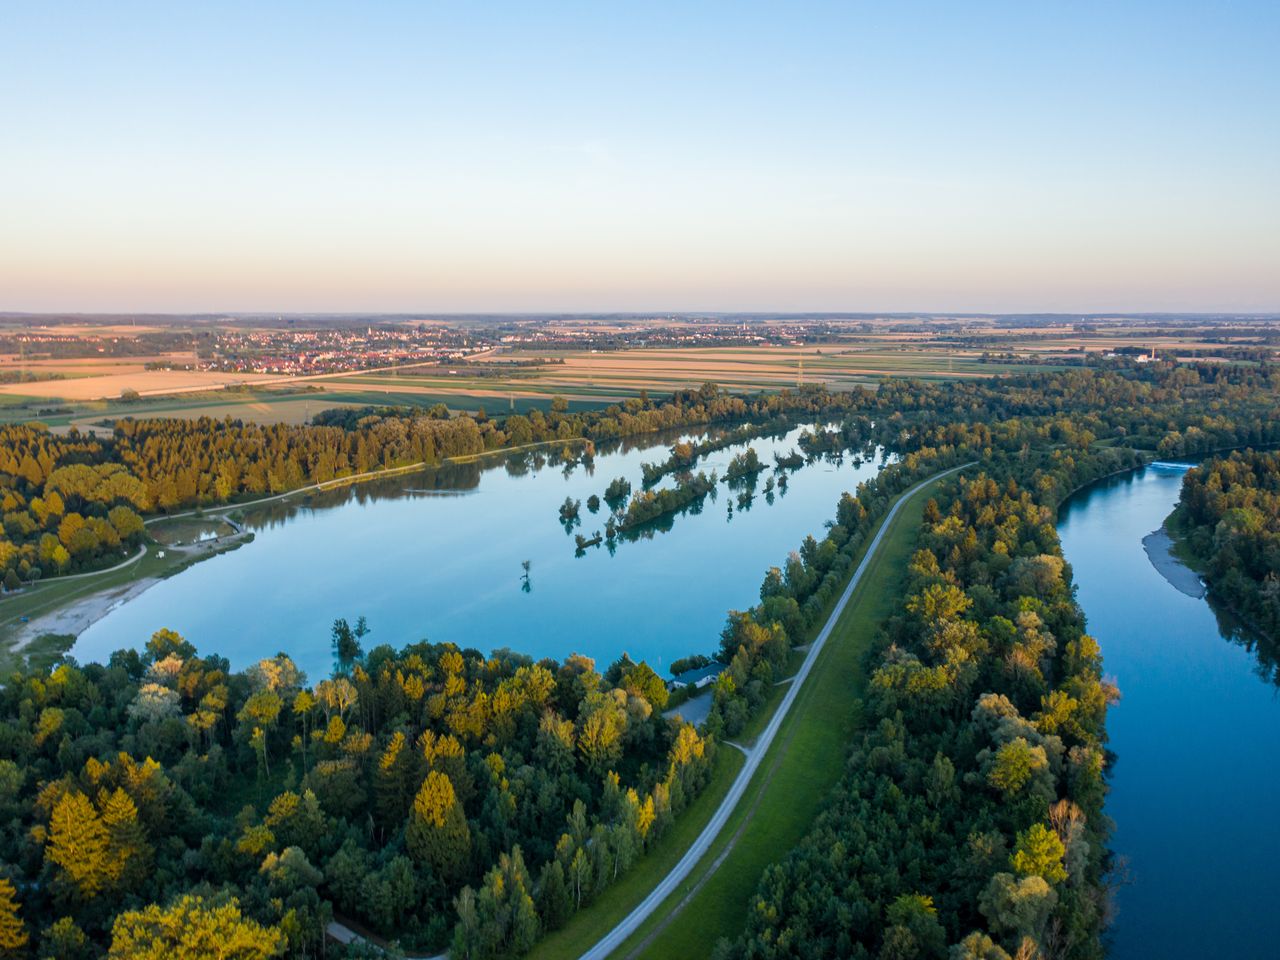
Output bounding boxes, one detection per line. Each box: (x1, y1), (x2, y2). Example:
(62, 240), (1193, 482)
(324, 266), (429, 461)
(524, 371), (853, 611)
(614, 470), (950, 959)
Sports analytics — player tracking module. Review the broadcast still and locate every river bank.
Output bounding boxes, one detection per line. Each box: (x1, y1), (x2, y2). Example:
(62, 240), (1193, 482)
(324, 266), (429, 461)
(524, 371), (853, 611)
(1141, 526), (1205, 598)
(1059, 464), (1280, 959)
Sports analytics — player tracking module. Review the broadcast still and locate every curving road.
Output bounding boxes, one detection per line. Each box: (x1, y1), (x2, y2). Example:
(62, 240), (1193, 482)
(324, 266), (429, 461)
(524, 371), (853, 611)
(578, 462), (973, 960)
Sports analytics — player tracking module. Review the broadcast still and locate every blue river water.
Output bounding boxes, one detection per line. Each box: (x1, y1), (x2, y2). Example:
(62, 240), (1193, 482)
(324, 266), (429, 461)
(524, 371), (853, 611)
(72, 425), (888, 683)
(1057, 463), (1279, 960)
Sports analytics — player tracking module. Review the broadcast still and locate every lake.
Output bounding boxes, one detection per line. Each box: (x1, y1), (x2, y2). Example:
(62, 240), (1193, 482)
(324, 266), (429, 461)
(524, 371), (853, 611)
(72, 424), (889, 682)
(1058, 463), (1280, 960)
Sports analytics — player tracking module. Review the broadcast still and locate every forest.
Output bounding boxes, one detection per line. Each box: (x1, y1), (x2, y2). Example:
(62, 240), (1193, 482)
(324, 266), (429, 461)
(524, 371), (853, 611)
(1, 359), (1279, 957)
(1175, 449), (1280, 639)
(0, 625), (712, 958)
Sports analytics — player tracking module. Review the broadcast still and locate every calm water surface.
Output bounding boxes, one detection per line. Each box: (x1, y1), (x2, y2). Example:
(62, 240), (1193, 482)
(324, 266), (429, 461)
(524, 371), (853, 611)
(73, 425), (888, 681)
(1058, 464), (1279, 960)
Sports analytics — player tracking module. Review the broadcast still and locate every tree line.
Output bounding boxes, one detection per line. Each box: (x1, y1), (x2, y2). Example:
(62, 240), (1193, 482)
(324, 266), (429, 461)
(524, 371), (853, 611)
(1176, 449), (1280, 639)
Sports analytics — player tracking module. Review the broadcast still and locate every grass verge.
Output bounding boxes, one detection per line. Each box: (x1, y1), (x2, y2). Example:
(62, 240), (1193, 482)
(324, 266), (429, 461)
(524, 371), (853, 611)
(614, 472), (944, 959)
(525, 745), (746, 960)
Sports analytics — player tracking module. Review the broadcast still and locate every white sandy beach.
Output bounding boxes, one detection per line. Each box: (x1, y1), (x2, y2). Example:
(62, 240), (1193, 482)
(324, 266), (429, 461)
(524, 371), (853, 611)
(9, 578), (161, 652)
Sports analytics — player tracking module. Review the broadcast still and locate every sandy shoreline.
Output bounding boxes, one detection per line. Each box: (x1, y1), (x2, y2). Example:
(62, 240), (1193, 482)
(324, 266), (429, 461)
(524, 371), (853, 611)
(10, 578), (161, 653)
(1142, 527), (1206, 598)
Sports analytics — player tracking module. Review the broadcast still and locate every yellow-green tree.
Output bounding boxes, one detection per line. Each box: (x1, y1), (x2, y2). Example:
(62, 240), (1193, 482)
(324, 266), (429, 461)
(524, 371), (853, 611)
(576, 694), (626, 775)
(108, 895), (285, 959)
(1011, 823), (1068, 884)
(39, 917), (87, 959)
(238, 690), (282, 777)
(406, 771), (470, 881)
(45, 791), (110, 899)
(0, 879), (27, 954)
(101, 787), (152, 892)
(376, 731), (417, 828)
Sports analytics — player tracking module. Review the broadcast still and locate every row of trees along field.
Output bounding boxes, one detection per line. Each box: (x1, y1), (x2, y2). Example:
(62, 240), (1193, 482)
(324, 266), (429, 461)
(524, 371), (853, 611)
(1175, 449), (1280, 639)
(0, 626), (714, 958)
(720, 440), (1146, 960)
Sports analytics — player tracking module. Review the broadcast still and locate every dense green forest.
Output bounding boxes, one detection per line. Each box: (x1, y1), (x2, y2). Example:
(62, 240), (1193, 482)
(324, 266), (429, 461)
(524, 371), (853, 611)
(2, 360), (1280, 956)
(708, 362), (1280, 960)
(0, 626), (713, 957)
(1176, 449), (1280, 639)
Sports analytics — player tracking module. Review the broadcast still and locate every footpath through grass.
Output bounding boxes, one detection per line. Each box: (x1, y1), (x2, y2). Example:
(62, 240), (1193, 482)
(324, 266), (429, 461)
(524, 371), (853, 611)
(614, 472), (944, 960)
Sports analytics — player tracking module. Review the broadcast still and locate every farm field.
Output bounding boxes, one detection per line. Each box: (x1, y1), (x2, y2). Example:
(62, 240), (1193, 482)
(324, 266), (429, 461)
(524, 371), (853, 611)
(8, 325), (1266, 432)
(11, 322), (1260, 435)
(0, 367), (277, 400)
(0, 337), (1140, 430)
(326, 343), (1068, 400)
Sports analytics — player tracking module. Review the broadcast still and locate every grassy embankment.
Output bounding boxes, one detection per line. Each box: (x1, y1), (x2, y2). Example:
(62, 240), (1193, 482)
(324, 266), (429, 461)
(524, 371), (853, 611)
(526, 651), (805, 960)
(616, 471), (943, 960)
(527, 470), (946, 960)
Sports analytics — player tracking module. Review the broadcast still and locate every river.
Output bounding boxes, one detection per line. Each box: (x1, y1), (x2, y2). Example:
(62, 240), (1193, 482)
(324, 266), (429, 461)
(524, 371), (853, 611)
(1058, 463), (1279, 960)
(71, 424), (889, 682)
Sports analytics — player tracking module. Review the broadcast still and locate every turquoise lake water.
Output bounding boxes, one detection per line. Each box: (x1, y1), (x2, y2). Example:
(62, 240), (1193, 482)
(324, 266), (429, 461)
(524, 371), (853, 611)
(1058, 464), (1279, 960)
(72, 425), (889, 682)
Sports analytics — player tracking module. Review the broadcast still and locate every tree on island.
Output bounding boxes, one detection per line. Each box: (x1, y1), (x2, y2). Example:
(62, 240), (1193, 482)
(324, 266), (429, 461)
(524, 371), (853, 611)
(331, 617), (366, 675)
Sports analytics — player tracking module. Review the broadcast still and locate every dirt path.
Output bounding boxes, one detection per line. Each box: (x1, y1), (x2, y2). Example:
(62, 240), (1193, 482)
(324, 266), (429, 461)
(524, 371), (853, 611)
(325, 920), (444, 960)
(21, 543), (148, 580)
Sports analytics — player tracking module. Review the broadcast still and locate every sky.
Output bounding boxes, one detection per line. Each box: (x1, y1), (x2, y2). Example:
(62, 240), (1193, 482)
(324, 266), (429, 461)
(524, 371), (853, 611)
(1, 2), (1277, 314)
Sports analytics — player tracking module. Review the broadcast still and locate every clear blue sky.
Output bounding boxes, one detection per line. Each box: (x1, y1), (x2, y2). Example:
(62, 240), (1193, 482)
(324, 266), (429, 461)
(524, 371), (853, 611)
(2, 1), (1276, 313)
